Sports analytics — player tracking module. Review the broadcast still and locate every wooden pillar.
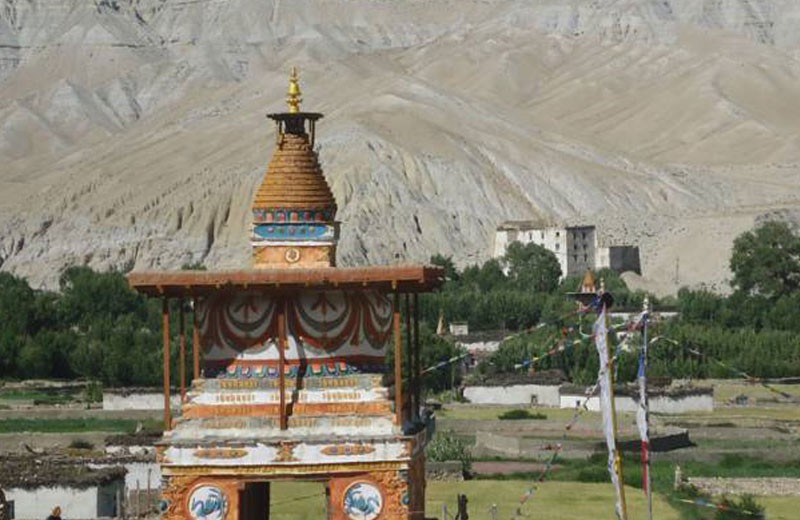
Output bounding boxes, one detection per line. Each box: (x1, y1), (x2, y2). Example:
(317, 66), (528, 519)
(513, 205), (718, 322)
(393, 292), (403, 426)
(179, 299), (186, 402)
(404, 294), (413, 423)
(278, 299), (288, 430)
(413, 292), (421, 420)
(161, 298), (171, 430)
(192, 298), (201, 380)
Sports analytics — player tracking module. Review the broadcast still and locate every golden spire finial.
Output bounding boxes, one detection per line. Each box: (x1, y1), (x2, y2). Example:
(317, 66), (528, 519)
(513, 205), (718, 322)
(287, 67), (302, 113)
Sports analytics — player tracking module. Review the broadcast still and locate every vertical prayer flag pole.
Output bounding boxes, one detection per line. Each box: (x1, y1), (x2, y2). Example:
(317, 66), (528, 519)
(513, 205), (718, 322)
(642, 296), (653, 520)
(605, 301), (629, 520)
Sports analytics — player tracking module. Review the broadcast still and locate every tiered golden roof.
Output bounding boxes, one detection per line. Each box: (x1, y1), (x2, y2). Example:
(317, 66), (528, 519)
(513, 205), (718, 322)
(252, 133), (337, 212)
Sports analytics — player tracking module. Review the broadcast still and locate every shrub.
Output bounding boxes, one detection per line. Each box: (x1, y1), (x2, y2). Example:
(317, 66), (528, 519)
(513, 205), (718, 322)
(85, 380), (103, 403)
(714, 495), (764, 519)
(426, 431), (473, 476)
(498, 409), (546, 420)
(68, 439), (94, 450)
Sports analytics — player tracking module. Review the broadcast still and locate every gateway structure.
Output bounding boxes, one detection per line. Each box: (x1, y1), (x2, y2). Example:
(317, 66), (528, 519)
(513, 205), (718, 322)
(128, 70), (443, 520)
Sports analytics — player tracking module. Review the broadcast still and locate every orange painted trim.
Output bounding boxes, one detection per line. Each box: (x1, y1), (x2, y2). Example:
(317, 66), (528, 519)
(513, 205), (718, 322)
(162, 298), (172, 430)
(182, 401), (392, 419)
(179, 301), (186, 402)
(192, 299), (201, 380)
(393, 293), (402, 426)
(203, 355), (386, 369)
(128, 265), (444, 296)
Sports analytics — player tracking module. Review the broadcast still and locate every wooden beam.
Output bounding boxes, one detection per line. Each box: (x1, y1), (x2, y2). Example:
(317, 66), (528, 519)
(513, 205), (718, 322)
(179, 299), (186, 403)
(278, 299), (288, 430)
(404, 293), (413, 423)
(161, 298), (171, 431)
(413, 292), (421, 422)
(192, 298), (201, 380)
(393, 292), (403, 427)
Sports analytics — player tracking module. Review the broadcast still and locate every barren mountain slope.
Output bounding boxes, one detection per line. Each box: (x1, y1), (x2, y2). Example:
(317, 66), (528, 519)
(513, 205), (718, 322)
(1, 0), (799, 293)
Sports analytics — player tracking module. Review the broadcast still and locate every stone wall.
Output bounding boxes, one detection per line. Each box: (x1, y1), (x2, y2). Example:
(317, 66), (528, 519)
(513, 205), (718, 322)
(102, 392), (181, 411)
(559, 393), (713, 414)
(463, 384), (561, 407)
(90, 461), (161, 493)
(687, 477), (800, 497)
(425, 461), (464, 481)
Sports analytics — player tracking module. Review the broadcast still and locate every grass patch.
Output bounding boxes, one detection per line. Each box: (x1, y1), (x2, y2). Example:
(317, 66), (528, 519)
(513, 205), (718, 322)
(430, 480), (679, 520)
(498, 409), (547, 420)
(260, 470), (800, 519)
(0, 389), (75, 405)
(0, 418), (162, 434)
(662, 407), (800, 425)
(757, 496), (800, 520)
(713, 381), (800, 405)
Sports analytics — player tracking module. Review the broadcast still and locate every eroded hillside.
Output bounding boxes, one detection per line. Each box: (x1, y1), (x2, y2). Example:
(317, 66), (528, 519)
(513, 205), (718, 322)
(1, 0), (799, 293)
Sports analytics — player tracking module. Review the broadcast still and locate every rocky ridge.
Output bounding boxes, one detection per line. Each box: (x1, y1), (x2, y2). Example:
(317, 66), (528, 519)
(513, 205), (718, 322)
(1, 0), (800, 294)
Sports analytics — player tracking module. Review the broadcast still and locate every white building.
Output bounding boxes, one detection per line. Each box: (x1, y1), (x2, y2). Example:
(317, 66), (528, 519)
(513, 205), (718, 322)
(2, 463), (125, 520)
(494, 221), (596, 278)
(494, 221), (640, 277)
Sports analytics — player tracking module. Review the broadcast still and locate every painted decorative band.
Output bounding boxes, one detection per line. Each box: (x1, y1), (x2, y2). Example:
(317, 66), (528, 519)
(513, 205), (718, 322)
(252, 208), (336, 224)
(252, 223), (337, 241)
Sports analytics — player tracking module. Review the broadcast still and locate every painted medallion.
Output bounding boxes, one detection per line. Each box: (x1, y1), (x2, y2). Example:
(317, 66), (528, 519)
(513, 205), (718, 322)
(188, 485), (228, 520)
(343, 481), (383, 520)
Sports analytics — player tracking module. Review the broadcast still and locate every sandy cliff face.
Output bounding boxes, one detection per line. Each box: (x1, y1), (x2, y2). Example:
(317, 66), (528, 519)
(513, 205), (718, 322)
(1, 0), (799, 293)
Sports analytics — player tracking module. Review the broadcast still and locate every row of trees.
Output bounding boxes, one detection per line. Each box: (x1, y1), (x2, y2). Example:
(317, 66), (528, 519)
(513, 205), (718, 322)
(422, 242), (656, 332)
(0, 267), (166, 386)
(0, 266), (463, 389)
(0, 220), (797, 387)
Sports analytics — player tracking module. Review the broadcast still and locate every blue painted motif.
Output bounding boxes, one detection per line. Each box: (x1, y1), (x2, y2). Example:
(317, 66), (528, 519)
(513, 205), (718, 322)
(343, 482), (383, 520)
(253, 223), (335, 241)
(188, 486), (227, 520)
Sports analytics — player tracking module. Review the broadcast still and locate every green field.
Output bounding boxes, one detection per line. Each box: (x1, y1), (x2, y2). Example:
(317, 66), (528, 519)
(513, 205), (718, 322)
(264, 480), (682, 519)
(265, 480), (800, 519)
(0, 418), (161, 434)
(0, 389), (75, 405)
(438, 404), (610, 424)
(712, 381), (800, 405)
(757, 497), (800, 520)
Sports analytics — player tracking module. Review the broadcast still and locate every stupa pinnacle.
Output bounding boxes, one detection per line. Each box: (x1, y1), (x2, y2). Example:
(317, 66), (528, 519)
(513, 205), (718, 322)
(251, 68), (339, 269)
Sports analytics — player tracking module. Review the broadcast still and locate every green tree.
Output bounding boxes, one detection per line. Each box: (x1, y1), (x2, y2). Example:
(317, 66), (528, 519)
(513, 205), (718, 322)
(430, 254), (459, 283)
(730, 221), (800, 299)
(0, 273), (36, 376)
(503, 241), (562, 293)
(58, 266), (148, 328)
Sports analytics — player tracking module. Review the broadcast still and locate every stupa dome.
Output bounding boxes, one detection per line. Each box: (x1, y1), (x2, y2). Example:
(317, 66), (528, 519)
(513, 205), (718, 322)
(252, 133), (337, 222)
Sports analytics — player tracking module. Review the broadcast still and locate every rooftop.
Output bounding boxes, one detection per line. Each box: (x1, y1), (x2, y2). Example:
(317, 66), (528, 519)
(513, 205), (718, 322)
(496, 220), (595, 232)
(128, 265), (444, 296)
(0, 455), (126, 489)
